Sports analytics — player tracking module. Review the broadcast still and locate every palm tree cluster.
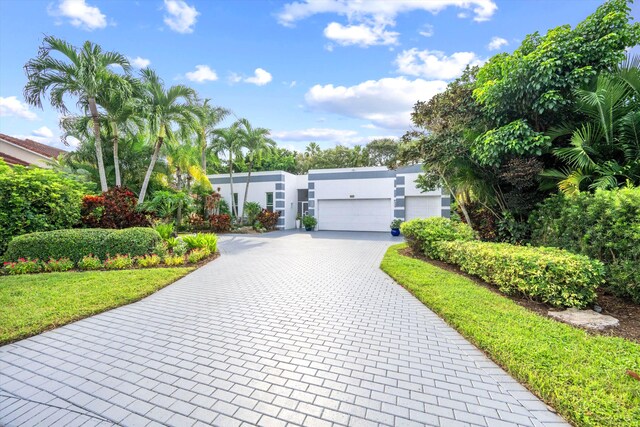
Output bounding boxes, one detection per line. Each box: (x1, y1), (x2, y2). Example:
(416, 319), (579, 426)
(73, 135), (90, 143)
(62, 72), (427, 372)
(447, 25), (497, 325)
(23, 36), (277, 225)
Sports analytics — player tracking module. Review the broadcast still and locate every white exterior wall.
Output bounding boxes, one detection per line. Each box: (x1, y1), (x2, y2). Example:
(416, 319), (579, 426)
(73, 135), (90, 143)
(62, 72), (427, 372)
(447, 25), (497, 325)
(401, 172), (441, 197)
(213, 180), (278, 217)
(284, 173), (299, 230)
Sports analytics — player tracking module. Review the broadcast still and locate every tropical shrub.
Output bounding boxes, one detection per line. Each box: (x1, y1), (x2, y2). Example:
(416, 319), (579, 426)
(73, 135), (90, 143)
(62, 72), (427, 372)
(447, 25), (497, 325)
(530, 187), (640, 302)
(153, 222), (174, 240)
(186, 213), (207, 230)
(209, 214), (231, 232)
(103, 254), (133, 270)
(136, 254), (161, 268)
(302, 215), (317, 230)
(187, 248), (211, 263)
(164, 254), (185, 266)
(3, 258), (42, 275)
(4, 228), (161, 263)
(401, 217), (475, 257)
(77, 255), (102, 270)
(182, 233), (218, 253)
(44, 258), (74, 272)
(81, 187), (150, 229)
(0, 160), (87, 254)
(257, 209), (280, 230)
(435, 241), (603, 308)
(243, 202), (262, 224)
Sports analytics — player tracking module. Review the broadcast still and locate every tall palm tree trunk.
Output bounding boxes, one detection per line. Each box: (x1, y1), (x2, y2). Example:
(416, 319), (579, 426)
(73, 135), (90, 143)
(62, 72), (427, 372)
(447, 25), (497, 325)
(176, 168), (183, 228)
(201, 130), (207, 172)
(112, 124), (121, 187)
(242, 161), (254, 223)
(88, 98), (108, 192)
(229, 152), (237, 219)
(139, 137), (163, 204)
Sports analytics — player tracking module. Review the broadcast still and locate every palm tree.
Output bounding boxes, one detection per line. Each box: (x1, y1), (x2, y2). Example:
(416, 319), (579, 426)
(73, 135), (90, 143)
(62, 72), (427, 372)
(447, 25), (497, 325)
(193, 99), (229, 172)
(24, 36), (131, 192)
(211, 124), (243, 218)
(164, 141), (201, 227)
(237, 118), (275, 218)
(543, 60), (640, 194)
(137, 68), (197, 204)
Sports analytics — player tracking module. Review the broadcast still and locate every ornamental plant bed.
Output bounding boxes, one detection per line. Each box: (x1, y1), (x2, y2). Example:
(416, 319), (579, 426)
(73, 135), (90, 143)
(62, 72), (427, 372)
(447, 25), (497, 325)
(400, 246), (640, 343)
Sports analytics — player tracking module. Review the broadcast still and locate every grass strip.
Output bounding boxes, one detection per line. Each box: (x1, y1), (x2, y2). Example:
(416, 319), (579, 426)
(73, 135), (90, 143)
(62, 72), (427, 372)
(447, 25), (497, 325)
(380, 244), (640, 427)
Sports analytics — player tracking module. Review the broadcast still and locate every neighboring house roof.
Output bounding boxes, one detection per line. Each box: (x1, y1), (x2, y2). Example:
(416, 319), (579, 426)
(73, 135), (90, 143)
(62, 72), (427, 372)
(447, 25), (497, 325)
(0, 151), (29, 166)
(0, 133), (67, 158)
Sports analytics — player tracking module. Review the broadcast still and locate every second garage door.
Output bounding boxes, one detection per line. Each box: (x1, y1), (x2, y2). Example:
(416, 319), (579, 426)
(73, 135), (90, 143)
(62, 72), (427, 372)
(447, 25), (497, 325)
(317, 199), (391, 232)
(405, 196), (441, 221)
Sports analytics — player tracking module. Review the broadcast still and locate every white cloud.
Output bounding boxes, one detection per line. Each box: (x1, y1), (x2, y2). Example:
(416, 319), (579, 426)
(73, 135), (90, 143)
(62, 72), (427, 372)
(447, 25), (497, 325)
(245, 68), (272, 86)
(49, 0), (107, 30)
(419, 24), (434, 37)
(163, 0), (199, 34)
(305, 76), (448, 129)
(185, 65), (218, 83)
(277, 0), (497, 26)
(32, 126), (54, 138)
(129, 56), (151, 68)
(487, 36), (509, 51)
(395, 48), (483, 80)
(323, 22), (398, 46)
(228, 72), (242, 84)
(0, 96), (38, 120)
(289, 81), (297, 88)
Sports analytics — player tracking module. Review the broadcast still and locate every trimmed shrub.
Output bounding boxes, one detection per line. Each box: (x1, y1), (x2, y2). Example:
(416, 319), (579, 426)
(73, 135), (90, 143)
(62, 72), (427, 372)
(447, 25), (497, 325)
(3, 258), (42, 275)
(530, 188), (640, 302)
(4, 228), (161, 263)
(0, 160), (87, 254)
(77, 255), (102, 271)
(81, 187), (150, 229)
(136, 254), (162, 268)
(209, 214), (231, 233)
(434, 241), (603, 308)
(401, 217), (475, 257)
(187, 248), (211, 263)
(182, 233), (218, 253)
(164, 254), (185, 266)
(44, 258), (74, 272)
(103, 254), (133, 270)
(257, 209), (280, 230)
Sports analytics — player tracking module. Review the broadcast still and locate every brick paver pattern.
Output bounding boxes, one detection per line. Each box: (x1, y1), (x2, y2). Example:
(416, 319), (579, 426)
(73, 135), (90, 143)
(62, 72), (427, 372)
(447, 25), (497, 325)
(0, 231), (569, 427)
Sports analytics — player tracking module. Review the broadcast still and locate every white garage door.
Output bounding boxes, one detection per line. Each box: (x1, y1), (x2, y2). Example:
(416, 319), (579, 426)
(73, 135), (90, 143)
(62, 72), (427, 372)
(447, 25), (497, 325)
(317, 199), (391, 232)
(405, 196), (441, 221)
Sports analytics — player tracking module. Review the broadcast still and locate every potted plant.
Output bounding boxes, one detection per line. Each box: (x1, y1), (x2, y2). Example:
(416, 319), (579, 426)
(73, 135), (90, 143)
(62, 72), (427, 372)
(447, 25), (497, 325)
(390, 218), (403, 236)
(295, 214), (301, 229)
(302, 215), (317, 231)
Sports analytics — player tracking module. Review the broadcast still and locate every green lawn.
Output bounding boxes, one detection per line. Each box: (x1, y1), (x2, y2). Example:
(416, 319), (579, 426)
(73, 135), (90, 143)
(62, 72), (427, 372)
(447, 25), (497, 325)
(381, 244), (640, 427)
(0, 268), (193, 345)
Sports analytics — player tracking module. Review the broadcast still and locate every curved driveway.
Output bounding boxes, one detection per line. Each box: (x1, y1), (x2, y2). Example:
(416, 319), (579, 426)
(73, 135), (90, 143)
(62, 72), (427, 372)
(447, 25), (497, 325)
(0, 231), (567, 426)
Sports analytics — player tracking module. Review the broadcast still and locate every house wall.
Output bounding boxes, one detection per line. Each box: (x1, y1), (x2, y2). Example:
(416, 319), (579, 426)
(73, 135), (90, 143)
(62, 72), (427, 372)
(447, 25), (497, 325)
(283, 173), (299, 230)
(0, 140), (50, 168)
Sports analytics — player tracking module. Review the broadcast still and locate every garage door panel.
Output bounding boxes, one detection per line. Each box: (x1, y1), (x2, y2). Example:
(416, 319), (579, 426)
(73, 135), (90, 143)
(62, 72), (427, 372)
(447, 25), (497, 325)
(318, 199), (391, 232)
(405, 196), (441, 221)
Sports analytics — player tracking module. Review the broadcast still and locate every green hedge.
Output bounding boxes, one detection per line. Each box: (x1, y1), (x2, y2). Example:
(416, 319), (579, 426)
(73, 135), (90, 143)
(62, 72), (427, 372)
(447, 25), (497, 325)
(4, 228), (161, 264)
(434, 241), (603, 308)
(400, 217), (475, 257)
(530, 188), (640, 303)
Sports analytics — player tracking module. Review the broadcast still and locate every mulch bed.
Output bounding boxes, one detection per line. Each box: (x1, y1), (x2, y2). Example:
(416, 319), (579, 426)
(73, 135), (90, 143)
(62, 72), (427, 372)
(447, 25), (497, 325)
(400, 247), (640, 343)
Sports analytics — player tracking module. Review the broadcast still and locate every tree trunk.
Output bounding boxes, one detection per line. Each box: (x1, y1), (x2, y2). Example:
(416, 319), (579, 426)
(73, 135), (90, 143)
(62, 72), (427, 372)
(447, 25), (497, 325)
(176, 168), (183, 228)
(138, 137), (163, 204)
(228, 151), (236, 219)
(242, 160), (253, 224)
(89, 98), (108, 192)
(441, 174), (473, 229)
(112, 124), (121, 187)
(201, 130), (207, 172)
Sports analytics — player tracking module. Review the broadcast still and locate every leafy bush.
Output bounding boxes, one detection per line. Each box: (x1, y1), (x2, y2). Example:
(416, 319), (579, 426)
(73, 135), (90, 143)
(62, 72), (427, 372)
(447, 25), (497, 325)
(3, 258), (42, 275)
(103, 254), (133, 270)
(257, 209), (280, 230)
(243, 202), (262, 224)
(136, 254), (161, 268)
(434, 241), (603, 308)
(530, 187), (640, 302)
(77, 255), (102, 270)
(186, 213), (206, 230)
(302, 215), (317, 229)
(209, 214), (231, 233)
(141, 190), (193, 221)
(44, 258), (74, 272)
(390, 219), (403, 229)
(0, 160), (87, 254)
(182, 233), (218, 253)
(4, 228), (161, 263)
(153, 222), (174, 240)
(81, 187), (150, 229)
(401, 217), (475, 257)
(164, 254), (185, 266)
(187, 248), (211, 263)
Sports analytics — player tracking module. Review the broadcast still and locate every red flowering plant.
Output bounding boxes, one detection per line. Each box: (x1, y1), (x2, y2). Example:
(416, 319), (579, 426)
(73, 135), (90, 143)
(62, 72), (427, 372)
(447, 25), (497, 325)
(81, 187), (150, 229)
(3, 258), (42, 275)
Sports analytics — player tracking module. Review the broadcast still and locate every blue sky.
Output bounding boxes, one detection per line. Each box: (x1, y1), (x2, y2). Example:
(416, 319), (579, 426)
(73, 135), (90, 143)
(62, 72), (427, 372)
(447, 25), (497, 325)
(0, 0), (633, 152)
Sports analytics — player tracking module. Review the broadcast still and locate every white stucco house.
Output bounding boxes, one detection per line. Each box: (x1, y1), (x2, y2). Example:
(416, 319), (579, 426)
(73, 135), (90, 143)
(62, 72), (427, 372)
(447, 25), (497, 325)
(208, 164), (450, 232)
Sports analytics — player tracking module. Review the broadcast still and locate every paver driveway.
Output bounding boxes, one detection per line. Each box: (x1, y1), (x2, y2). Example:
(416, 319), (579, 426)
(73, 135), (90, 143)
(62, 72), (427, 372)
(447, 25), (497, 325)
(0, 231), (568, 427)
